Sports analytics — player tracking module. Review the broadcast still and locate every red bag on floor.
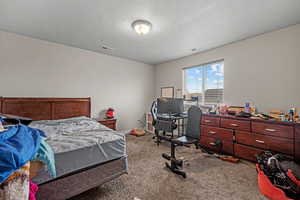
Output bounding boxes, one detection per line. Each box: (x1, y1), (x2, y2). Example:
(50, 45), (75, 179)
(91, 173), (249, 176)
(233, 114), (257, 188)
(256, 164), (293, 200)
(288, 170), (300, 187)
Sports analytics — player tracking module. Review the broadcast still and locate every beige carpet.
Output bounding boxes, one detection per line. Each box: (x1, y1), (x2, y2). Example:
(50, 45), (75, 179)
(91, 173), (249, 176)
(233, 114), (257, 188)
(71, 134), (267, 200)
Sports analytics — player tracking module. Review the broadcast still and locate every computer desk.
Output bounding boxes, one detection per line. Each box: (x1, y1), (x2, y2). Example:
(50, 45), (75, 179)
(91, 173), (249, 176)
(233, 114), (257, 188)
(156, 113), (188, 137)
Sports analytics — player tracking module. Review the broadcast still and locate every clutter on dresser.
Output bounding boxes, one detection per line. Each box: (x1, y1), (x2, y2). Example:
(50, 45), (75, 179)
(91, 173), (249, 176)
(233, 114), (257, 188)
(209, 103), (299, 123)
(268, 108), (299, 122)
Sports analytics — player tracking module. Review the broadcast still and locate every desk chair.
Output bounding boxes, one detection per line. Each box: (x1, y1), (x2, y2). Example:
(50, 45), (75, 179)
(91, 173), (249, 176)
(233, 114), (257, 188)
(162, 106), (202, 178)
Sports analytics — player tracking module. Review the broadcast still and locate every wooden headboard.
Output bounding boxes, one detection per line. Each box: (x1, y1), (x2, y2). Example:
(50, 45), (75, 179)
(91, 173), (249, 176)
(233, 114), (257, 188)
(0, 97), (91, 120)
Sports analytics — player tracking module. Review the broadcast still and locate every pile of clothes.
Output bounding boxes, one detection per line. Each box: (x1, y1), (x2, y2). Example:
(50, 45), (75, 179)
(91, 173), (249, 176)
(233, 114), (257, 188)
(0, 115), (55, 200)
(256, 151), (300, 200)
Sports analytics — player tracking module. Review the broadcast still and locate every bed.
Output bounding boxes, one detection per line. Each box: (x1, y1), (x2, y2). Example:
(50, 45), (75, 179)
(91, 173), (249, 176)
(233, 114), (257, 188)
(0, 97), (128, 200)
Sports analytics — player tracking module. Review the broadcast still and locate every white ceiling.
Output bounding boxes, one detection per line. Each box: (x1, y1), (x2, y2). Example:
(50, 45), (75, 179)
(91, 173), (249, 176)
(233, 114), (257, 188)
(1, 0), (300, 65)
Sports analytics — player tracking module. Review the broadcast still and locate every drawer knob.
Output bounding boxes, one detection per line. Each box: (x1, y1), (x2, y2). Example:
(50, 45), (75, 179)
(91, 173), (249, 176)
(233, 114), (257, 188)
(209, 142), (216, 146)
(230, 123), (239, 127)
(265, 128), (276, 132)
(209, 131), (216, 134)
(205, 120), (212, 123)
(255, 140), (265, 144)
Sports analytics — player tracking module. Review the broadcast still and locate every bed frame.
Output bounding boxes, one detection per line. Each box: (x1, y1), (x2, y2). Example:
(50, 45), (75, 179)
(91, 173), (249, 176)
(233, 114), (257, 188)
(0, 97), (91, 120)
(0, 97), (128, 200)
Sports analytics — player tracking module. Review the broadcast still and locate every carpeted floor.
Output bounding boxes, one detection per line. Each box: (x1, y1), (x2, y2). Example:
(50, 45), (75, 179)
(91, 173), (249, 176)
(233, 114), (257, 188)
(71, 134), (267, 200)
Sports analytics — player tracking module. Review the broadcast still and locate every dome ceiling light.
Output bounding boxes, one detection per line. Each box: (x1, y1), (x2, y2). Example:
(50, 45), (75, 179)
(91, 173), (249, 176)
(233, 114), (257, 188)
(132, 20), (152, 35)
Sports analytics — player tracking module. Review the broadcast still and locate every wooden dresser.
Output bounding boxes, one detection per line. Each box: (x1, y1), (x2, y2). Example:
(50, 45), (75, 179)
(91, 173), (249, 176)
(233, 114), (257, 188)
(98, 119), (117, 130)
(200, 114), (299, 163)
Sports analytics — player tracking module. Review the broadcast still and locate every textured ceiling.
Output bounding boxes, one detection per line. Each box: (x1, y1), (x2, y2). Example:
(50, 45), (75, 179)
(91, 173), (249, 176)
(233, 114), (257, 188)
(1, 0), (300, 64)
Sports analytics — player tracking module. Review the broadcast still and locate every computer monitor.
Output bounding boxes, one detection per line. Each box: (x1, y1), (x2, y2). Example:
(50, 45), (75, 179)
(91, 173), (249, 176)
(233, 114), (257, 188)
(157, 98), (184, 114)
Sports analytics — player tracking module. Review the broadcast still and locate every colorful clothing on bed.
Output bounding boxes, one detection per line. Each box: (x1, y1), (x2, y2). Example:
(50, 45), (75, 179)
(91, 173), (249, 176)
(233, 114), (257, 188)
(0, 162), (30, 200)
(29, 181), (39, 200)
(32, 138), (56, 177)
(0, 124), (43, 183)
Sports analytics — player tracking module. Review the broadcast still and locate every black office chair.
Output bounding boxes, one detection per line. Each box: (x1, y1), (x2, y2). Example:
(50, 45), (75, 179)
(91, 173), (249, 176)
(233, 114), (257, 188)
(162, 105), (202, 178)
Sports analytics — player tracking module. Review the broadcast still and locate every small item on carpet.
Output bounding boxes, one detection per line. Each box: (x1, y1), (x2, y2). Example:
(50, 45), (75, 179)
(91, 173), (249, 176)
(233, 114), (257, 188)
(216, 155), (240, 163)
(130, 129), (145, 137)
(134, 197), (141, 200)
(203, 152), (240, 163)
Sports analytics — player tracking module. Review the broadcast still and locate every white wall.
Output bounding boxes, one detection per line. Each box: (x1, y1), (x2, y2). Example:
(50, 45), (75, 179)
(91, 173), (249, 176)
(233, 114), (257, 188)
(155, 24), (300, 113)
(0, 30), (155, 130)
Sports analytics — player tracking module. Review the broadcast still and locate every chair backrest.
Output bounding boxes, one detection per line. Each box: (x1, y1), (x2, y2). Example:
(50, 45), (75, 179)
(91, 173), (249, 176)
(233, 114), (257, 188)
(185, 106), (202, 139)
(150, 100), (157, 125)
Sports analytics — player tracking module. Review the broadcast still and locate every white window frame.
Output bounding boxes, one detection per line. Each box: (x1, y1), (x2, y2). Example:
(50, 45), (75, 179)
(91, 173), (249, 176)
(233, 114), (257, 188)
(183, 59), (224, 105)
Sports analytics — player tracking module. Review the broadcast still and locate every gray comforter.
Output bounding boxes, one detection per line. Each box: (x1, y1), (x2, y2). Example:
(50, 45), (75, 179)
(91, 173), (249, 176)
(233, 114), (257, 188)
(30, 116), (124, 153)
(29, 116), (127, 184)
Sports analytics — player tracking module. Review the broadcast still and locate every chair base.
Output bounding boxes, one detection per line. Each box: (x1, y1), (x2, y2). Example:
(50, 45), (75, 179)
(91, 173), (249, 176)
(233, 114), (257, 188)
(165, 162), (186, 178)
(162, 153), (183, 167)
(162, 139), (200, 178)
(162, 143), (187, 179)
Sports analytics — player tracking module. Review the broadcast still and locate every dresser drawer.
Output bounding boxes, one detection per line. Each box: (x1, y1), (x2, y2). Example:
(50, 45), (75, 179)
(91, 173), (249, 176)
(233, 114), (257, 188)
(201, 125), (233, 141)
(200, 136), (233, 154)
(295, 141), (300, 163)
(235, 131), (294, 155)
(99, 119), (117, 130)
(252, 122), (294, 139)
(295, 124), (300, 141)
(201, 116), (220, 127)
(296, 125), (300, 163)
(106, 124), (116, 130)
(220, 118), (250, 131)
(234, 144), (263, 162)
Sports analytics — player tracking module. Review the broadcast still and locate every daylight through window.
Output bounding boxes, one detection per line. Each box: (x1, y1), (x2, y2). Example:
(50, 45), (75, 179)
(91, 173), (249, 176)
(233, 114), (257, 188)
(183, 60), (224, 105)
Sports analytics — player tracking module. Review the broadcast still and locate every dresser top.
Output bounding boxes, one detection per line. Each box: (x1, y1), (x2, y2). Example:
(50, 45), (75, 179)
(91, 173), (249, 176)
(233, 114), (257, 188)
(203, 113), (298, 126)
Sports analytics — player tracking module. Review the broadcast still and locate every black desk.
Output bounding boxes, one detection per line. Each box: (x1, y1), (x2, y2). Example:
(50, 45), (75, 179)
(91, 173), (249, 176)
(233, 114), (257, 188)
(156, 113), (188, 138)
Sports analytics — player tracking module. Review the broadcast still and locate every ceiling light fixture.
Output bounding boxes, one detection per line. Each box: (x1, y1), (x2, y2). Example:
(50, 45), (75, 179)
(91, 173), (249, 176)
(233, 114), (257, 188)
(132, 20), (152, 35)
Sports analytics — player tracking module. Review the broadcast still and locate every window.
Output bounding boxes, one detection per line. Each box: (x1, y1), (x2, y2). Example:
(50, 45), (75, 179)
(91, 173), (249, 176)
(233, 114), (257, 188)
(183, 60), (224, 105)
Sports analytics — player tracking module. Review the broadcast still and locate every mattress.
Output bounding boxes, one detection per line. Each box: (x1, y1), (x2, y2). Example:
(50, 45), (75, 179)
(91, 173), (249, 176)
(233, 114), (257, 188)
(29, 117), (127, 185)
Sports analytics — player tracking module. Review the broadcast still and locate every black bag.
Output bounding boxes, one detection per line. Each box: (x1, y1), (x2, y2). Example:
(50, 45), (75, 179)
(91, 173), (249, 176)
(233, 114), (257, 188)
(0, 114), (32, 125)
